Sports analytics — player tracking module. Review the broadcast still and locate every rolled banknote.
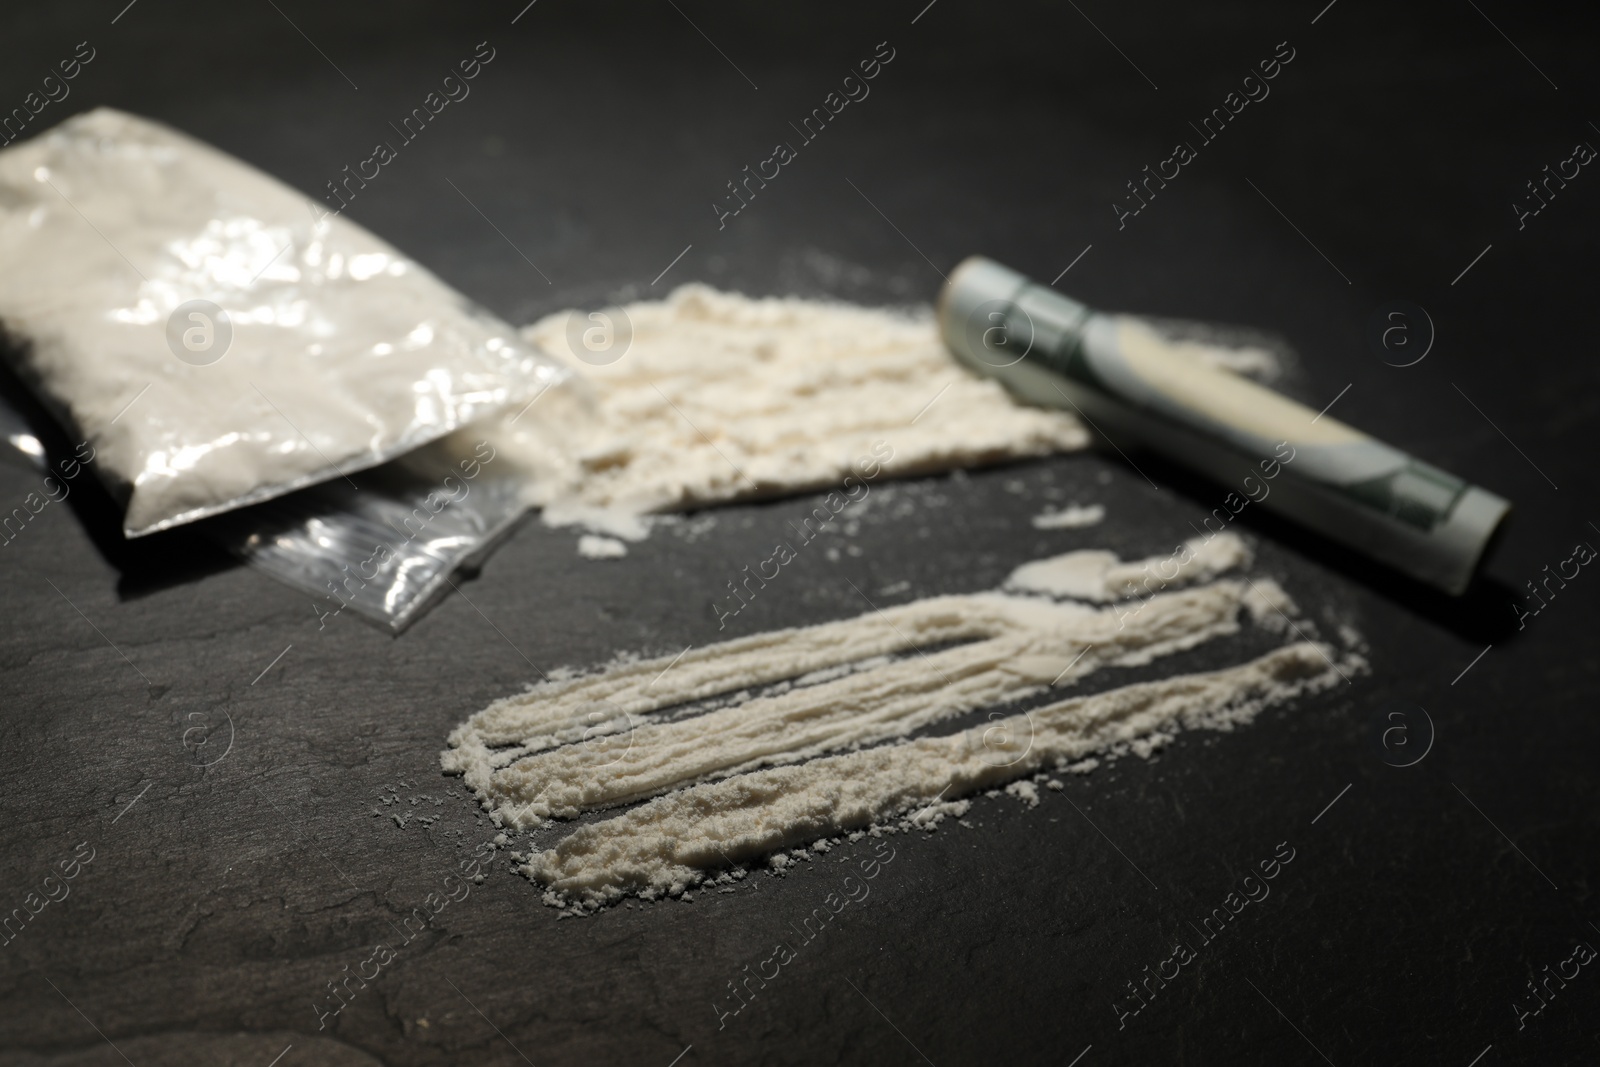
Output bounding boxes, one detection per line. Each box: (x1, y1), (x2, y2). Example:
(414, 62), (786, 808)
(938, 256), (1509, 595)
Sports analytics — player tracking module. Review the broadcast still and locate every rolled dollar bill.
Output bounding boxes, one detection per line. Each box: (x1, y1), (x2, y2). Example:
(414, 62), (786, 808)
(938, 256), (1509, 595)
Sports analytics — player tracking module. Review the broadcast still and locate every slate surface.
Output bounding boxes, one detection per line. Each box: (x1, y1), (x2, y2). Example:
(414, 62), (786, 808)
(1, 2), (1597, 1064)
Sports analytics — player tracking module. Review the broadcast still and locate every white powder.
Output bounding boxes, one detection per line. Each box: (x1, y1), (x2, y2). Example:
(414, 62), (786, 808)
(446, 580), (1260, 821)
(1005, 780), (1042, 808)
(0, 110), (561, 535)
(576, 534), (627, 560)
(1031, 503), (1105, 529)
(492, 289), (1280, 547)
(442, 538), (1355, 904)
(1146, 325), (1282, 381)
(486, 285), (1090, 536)
(1241, 576), (1298, 630)
(909, 798), (972, 829)
(1004, 533), (1252, 602)
(522, 643), (1340, 902)
(429, 284), (1317, 905)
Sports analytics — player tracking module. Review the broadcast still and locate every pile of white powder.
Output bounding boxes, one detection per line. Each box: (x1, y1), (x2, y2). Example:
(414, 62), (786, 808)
(486, 285), (1289, 558)
(486, 284), (1091, 544)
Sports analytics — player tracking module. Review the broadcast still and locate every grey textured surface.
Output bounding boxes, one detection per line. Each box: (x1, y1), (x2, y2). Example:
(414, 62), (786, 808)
(1, 2), (1597, 1064)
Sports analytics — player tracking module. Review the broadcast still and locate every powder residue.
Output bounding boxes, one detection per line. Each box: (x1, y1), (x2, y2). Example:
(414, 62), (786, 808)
(1005, 780), (1042, 808)
(1242, 576), (1297, 629)
(1004, 532), (1252, 602)
(577, 534), (627, 560)
(1031, 503), (1105, 530)
(1150, 329), (1281, 381)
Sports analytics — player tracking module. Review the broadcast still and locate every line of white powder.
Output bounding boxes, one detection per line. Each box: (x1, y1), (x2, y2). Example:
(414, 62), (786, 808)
(440, 534), (1354, 904)
(449, 579), (1261, 821)
(523, 641), (1341, 901)
(446, 533), (1258, 770)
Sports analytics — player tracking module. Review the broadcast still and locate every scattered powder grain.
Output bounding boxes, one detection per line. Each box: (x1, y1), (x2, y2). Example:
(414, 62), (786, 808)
(1031, 504), (1105, 530)
(1004, 533), (1251, 602)
(576, 534), (628, 560)
(1005, 780), (1042, 808)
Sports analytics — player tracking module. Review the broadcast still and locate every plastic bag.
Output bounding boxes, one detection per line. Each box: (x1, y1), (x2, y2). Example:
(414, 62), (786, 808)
(204, 427), (541, 632)
(0, 108), (566, 537)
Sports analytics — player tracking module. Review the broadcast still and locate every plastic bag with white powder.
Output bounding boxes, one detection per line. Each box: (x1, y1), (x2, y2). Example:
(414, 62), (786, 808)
(0, 108), (566, 537)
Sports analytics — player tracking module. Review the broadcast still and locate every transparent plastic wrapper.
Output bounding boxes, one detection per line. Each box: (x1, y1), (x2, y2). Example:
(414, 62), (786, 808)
(0, 108), (567, 537)
(204, 427), (545, 632)
(205, 375), (590, 632)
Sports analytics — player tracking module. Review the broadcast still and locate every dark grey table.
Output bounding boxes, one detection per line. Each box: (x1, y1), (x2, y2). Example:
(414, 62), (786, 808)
(2, 2), (1597, 1064)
